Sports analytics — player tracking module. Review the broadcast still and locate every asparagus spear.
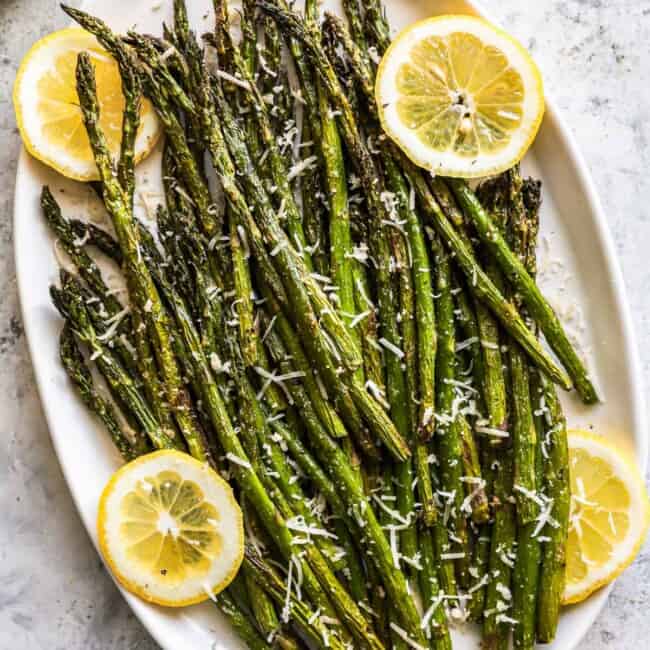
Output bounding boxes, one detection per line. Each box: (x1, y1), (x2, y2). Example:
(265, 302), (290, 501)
(59, 324), (143, 460)
(380, 156), (438, 533)
(317, 46), (363, 387)
(74, 46), (213, 466)
(244, 547), (349, 650)
(242, 565), (285, 646)
(384, 157), (437, 446)
(418, 527), (453, 650)
(52, 275), (178, 451)
(350, 251), (385, 392)
(430, 234), (472, 588)
(258, 286), (349, 443)
(505, 169), (539, 526)
(482, 446), (517, 650)
(448, 178), (597, 404)
(204, 67), (405, 460)
(68, 219), (124, 265)
(215, 591), (274, 650)
(395, 223), (438, 528)
(492, 168), (541, 649)
(383, 235), (418, 565)
(313, 17), (371, 488)
(258, 312), (426, 642)
(512, 370), (544, 650)
(341, 0), (368, 53)
(536, 383), (570, 642)
(42, 188), (142, 390)
(432, 178), (509, 440)
(212, 0), (313, 270)
(229, 215), (258, 367)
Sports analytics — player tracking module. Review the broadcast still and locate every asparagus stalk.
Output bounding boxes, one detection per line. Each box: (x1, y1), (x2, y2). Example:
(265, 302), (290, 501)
(505, 169), (539, 526)
(350, 254), (385, 392)
(204, 67), (405, 460)
(447, 178), (597, 403)
(536, 383), (570, 642)
(242, 565), (284, 646)
(59, 324), (143, 461)
(430, 234), (471, 587)
(244, 548), (349, 650)
(383, 241), (418, 564)
(293, 6), (568, 392)
(318, 50), (363, 386)
(341, 0), (368, 53)
(52, 275), (178, 452)
(512, 371), (544, 650)
(229, 215), (258, 367)
(418, 527), (453, 650)
(259, 317), (426, 642)
(215, 591), (274, 650)
(68, 219), (124, 265)
(74, 47), (213, 465)
(380, 155), (437, 544)
(482, 446), (517, 649)
(497, 168), (542, 649)
(314, 20), (370, 482)
(383, 157), (437, 446)
(458, 415), (489, 524)
(432, 178), (509, 439)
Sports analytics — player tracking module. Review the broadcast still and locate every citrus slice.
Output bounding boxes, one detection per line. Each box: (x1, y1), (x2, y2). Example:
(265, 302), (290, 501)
(98, 450), (244, 607)
(13, 27), (160, 182)
(563, 430), (650, 604)
(375, 15), (545, 178)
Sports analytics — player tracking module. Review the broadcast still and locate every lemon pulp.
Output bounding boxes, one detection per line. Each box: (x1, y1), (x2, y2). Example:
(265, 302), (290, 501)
(395, 33), (525, 158)
(120, 470), (223, 585)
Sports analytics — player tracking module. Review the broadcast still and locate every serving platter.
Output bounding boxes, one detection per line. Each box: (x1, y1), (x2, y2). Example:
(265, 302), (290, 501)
(13, 0), (647, 648)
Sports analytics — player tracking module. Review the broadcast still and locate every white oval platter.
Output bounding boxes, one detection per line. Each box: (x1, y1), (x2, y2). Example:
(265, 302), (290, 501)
(13, 0), (647, 648)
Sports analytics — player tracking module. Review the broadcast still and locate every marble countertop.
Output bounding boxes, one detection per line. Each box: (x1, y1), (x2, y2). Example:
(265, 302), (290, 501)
(1, 0), (649, 647)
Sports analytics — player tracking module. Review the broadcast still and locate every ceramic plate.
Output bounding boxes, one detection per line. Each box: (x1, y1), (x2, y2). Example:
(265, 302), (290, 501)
(13, 1), (647, 648)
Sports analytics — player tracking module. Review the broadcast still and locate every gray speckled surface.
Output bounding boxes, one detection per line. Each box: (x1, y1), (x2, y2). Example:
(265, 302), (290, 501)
(0, 0), (648, 648)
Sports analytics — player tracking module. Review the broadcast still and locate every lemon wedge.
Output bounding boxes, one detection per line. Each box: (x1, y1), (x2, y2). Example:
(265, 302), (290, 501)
(13, 28), (160, 182)
(98, 450), (244, 607)
(375, 15), (545, 178)
(563, 430), (650, 604)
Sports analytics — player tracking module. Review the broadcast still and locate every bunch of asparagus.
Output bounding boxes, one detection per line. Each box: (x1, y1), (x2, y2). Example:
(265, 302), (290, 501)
(44, 1), (585, 648)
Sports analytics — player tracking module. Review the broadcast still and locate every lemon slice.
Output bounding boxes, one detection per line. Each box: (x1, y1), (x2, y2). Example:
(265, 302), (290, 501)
(376, 15), (545, 178)
(98, 450), (244, 607)
(13, 28), (160, 182)
(563, 430), (650, 604)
